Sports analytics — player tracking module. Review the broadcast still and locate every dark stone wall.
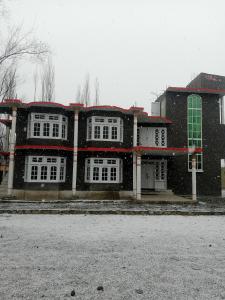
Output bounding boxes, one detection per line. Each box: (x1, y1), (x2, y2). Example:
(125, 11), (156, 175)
(76, 151), (133, 191)
(187, 73), (225, 90)
(166, 91), (225, 195)
(78, 111), (133, 148)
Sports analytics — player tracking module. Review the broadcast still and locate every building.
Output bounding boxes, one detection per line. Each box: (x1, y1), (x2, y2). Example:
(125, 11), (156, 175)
(0, 72), (224, 200)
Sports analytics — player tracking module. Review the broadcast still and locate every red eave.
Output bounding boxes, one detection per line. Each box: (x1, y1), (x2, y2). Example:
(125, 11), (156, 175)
(134, 146), (203, 153)
(78, 147), (131, 152)
(0, 151), (10, 156)
(0, 119), (12, 126)
(15, 145), (203, 154)
(15, 145), (74, 151)
(167, 87), (225, 95)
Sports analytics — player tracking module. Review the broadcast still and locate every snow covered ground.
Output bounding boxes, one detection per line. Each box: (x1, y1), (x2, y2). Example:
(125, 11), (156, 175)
(0, 215), (225, 300)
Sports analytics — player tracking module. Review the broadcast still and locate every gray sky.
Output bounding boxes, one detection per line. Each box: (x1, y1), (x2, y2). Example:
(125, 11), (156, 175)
(5, 0), (225, 112)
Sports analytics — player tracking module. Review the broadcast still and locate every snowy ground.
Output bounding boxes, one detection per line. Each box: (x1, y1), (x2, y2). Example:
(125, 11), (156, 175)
(0, 215), (225, 300)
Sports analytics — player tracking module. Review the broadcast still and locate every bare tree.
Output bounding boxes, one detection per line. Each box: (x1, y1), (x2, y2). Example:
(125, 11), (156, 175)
(41, 57), (55, 102)
(0, 63), (17, 101)
(94, 77), (100, 105)
(81, 74), (90, 106)
(33, 67), (38, 101)
(75, 84), (81, 103)
(0, 26), (49, 68)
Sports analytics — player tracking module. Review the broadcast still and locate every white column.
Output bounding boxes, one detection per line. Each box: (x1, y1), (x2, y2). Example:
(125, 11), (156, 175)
(136, 154), (141, 200)
(133, 153), (137, 198)
(133, 114), (137, 198)
(7, 107), (17, 196)
(133, 114), (137, 146)
(192, 155), (197, 201)
(72, 110), (79, 197)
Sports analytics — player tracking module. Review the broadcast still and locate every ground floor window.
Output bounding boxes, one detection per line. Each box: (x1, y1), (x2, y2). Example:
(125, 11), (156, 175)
(25, 156), (66, 182)
(85, 158), (123, 183)
(188, 153), (203, 172)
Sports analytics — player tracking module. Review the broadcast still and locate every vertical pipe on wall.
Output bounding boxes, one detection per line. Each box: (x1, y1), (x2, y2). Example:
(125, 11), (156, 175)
(192, 155), (197, 201)
(7, 107), (17, 196)
(136, 154), (141, 200)
(221, 96), (225, 124)
(72, 110), (79, 197)
(133, 114), (137, 198)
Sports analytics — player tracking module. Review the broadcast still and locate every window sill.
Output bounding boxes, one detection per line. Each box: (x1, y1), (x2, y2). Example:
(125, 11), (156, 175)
(188, 170), (204, 173)
(28, 137), (67, 141)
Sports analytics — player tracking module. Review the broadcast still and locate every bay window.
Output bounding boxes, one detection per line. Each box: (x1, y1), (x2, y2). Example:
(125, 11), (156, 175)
(85, 158), (123, 183)
(25, 156), (66, 182)
(28, 113), (68, 139)
(87, 116), (123, 142)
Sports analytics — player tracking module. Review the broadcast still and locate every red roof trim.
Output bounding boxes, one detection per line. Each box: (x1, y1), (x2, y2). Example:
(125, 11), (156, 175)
(78, 147), (131, 152)
(134, 146), (203, 153)
(15, 145), (203, 153)
(0, 119), (12, 126)
(167, 86), (225, 94)
(0, 151), (10, 156)
(15, 145), (74, 151)
(26, 101), (71, 109)
(1, 100), (148, 114)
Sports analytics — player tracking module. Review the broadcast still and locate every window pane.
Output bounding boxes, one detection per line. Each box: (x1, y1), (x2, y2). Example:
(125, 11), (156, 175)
(62, 124), (66, 139)
(111, 126), (118, 140)
(52, 124), (59, 137)
(43, 123), (50, 137)
(94, 126), (100, 139)
(50, 166), (57, 180)
(93, 167), (99, 181)
(161, 129), (166, 146)
(86, 166), (90, 181)
(110, 167), (117, 181)
(40, 166), (47, 180)
(49, 115), (59, 120)
(33, 123), (40, 136)
(103, 126), (109, 139)
(102, 167), (108, 181)
(155, 129), (159, 146)
(60, 166), (65, 181)
(87, 125), (92, 140)
(31, 166), (38, 180)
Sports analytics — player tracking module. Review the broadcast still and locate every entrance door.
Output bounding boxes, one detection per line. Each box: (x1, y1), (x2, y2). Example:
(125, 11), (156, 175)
(141, 162), (155, 189)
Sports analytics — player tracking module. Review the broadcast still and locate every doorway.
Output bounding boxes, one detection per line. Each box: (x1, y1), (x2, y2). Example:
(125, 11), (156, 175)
(141, 161), (155, 190)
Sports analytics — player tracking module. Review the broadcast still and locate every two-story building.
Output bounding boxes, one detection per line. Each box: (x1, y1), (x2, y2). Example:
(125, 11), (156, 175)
(0, 72), (224, 201)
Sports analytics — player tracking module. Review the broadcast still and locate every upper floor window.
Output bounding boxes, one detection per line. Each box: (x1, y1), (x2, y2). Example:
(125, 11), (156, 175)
(87, 116), (123, 142)
(28, 113), (68, 140)
(25, 156), (66, 182)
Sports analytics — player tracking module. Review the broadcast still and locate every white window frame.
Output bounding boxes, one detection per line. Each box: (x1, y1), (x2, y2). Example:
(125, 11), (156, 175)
(85, 158), (123, 183)
(28, 113), (68, 140)
(25, 156), (66, 182)
(86, 116), (123, 142)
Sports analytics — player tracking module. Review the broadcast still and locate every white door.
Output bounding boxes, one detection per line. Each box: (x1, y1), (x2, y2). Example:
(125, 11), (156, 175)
(141, 163), (155, 189)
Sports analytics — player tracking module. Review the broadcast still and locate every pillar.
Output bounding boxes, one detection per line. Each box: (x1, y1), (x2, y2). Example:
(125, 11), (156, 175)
(72, 110), (79, 197)
(133, 114), (137, 198)
(7, 107), (17, 196)
(136, 154), (141, 200)
(192, 155), (197, 201)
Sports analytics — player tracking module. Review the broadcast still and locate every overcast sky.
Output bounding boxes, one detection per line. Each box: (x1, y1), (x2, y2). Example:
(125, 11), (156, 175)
(5, 0), (225, 112)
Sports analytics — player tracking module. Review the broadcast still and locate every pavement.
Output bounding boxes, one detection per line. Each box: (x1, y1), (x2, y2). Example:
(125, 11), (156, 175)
(0, 197), (225, 215)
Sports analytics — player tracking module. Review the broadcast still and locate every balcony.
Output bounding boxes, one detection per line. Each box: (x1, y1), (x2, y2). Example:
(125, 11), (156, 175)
(138, 127), (167, 147)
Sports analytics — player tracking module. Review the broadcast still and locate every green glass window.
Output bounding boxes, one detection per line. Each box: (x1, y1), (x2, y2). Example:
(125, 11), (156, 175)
(187, 94), (203, 171)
